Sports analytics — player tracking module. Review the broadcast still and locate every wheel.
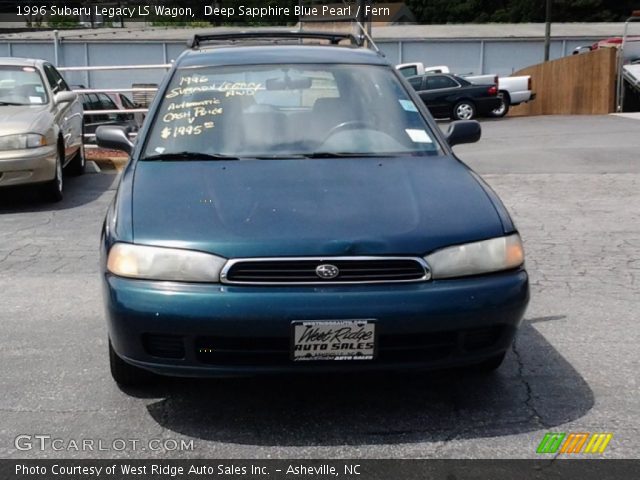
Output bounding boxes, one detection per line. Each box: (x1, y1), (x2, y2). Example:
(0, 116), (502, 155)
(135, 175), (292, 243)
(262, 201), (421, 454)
(68, 140), (85, 176)
(489, 92), (510, 118)
(467, 352), (506, 373)
(452, 100), (476, 120)
(109, 339), (156, 386)
(42, 146), (63, 202)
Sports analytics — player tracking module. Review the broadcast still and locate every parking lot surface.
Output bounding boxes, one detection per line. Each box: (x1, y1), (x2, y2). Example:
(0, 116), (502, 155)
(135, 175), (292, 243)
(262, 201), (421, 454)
(0, 115), (638, 458)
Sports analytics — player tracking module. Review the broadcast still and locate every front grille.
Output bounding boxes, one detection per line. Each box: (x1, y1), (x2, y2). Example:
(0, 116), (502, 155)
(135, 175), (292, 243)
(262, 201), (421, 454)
(221, 257), (430, 284)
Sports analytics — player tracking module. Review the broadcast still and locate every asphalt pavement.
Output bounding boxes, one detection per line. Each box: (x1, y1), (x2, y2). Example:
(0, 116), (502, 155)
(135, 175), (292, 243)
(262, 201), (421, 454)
(0, 115), (638, 459)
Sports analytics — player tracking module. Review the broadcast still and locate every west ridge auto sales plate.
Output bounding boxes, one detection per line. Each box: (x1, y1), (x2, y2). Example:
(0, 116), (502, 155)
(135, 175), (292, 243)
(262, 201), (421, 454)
(292, 320), (376, 361)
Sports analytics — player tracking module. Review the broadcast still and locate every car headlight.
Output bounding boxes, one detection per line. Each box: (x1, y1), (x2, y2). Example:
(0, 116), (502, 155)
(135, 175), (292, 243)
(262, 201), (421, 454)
(107, 243), (226, 282)
(425, 234), (524, 279)
(0, 133), (47, 150)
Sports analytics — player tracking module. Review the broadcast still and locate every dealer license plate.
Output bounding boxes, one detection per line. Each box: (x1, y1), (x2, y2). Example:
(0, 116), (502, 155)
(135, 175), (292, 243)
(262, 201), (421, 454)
(291, 320), (376, 361)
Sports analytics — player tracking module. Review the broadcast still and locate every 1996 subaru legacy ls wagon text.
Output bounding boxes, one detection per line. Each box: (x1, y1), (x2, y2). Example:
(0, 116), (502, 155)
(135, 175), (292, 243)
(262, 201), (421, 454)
(97, 32), (529, 386)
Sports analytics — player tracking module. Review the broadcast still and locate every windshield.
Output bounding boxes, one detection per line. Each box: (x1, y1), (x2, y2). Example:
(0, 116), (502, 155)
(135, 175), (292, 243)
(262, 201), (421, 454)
(142, 63), (441, 159)
(0, 66), (48, 106)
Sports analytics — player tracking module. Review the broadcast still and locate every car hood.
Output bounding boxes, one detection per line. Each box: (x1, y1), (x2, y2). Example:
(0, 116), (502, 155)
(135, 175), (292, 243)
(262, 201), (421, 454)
(131, 157), (506, 258)
(0, 105), (49, 134)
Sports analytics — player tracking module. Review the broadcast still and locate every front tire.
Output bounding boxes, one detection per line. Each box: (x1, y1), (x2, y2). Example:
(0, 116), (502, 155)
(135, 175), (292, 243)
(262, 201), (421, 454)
(452, 100), (476, 120)
(109, 339), (156, 386)
(42, 146), (63, 202)
(489, 92), (510, 118)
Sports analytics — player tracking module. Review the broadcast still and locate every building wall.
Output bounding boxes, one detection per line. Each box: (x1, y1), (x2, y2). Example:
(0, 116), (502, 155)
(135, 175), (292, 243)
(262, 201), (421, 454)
(0, 36), (605, 89)
(59, 43), (172, 88)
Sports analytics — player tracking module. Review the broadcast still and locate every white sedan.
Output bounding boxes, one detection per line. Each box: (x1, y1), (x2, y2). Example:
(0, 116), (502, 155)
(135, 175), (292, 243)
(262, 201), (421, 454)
(0, 57), (84, 201)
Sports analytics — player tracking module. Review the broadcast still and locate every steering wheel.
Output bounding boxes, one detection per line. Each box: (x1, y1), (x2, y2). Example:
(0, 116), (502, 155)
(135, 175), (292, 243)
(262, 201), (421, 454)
(321, 120), (378, 144)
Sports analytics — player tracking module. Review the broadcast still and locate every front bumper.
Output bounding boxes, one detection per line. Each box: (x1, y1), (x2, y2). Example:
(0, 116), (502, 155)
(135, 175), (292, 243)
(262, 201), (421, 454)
(104, 269), (529, 376)
(0, 146), (57, 188)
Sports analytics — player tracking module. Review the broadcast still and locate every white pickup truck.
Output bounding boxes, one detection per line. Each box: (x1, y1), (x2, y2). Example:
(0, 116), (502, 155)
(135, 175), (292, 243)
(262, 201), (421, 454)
(396, 62), (535, 117)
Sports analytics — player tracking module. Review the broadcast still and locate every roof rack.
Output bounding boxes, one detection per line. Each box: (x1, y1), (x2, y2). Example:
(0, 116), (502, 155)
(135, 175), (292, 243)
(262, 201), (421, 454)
(187, 31), (360, 49)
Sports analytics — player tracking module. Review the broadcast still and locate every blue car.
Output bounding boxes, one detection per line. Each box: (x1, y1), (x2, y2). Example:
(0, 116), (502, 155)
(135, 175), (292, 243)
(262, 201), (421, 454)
(97, 32), (529, 385)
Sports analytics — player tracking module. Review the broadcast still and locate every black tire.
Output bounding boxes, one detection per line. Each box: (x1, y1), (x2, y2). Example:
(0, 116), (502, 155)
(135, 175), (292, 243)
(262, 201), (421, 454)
(452, 100), (476, 120)
(468, 352), (506, 373)
(109, 339), (156, 386)
(42, 145), (63, 202)
(489, 92), (510, 118)
(68, 140), (85, 176)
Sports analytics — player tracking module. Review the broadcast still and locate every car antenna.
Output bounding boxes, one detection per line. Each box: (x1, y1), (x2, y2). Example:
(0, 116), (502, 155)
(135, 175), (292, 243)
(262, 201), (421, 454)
(354, 19), (383, 56)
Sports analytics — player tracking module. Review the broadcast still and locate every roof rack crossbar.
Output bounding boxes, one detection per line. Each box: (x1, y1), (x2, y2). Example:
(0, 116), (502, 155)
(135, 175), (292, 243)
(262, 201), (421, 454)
(188, 31), (359, 49)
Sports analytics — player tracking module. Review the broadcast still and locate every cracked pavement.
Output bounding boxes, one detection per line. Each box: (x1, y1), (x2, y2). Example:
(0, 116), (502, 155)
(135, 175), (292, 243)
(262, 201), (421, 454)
(0, 115), (638, 459)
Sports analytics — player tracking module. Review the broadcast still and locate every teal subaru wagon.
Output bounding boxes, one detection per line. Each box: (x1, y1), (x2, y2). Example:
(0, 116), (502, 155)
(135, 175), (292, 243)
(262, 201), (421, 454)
(97, 32), (529, 386)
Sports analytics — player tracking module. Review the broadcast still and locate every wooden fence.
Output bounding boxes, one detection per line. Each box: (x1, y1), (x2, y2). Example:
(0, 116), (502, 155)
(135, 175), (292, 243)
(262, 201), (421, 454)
(509, 47), (617, 116)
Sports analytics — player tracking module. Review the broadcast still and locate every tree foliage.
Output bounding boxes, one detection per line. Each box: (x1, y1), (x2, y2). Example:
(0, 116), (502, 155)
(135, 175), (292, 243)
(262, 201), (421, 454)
(47, 15), (80, 28)
(405, 0), (639, 23)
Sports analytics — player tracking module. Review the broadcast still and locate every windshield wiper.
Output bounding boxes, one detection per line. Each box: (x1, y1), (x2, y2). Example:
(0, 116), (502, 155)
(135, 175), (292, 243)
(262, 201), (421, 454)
(0, 101), (26, 106)
(252, 154), (308, 160)
(302, 152), (429, 158)
(141, 152), (240, 161)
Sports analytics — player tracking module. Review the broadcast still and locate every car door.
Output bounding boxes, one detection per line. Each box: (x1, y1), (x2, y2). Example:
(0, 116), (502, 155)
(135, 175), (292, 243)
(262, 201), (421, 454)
(407, 75), (424, 92)
(118, 93), (143, 128)
(81, 93), (103, 137)
(43, 63), (83, 164)
(81, 93), (124, 142)
(416, 75), (461, 118)
(97, 93), (135, 127)
(406, 75), (433, 110)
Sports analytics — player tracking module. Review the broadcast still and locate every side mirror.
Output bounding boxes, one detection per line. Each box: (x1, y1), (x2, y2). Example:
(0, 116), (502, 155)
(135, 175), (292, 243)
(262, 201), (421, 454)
(96, 125), (134, 155)
(54, 91), (77, 105)
(446, 120), (481, 147)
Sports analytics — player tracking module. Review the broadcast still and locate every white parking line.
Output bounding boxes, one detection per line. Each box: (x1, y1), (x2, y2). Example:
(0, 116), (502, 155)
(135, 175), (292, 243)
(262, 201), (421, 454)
(85, 160), (101, 174)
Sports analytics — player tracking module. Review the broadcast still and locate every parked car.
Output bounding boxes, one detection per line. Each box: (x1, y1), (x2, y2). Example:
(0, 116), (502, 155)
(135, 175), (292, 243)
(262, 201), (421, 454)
(397, 62), (535, 117)
(0, 57), (84, 201)
(407, 73), (502, 120)
(396, 62), (451, 77)
(572, 45), (594, 55)
(97, 32), (529, 386)
(463, 73), (534, 117)
(572, 36), (640, 63)
(107, 91), (145, 128)
(73, 87), (139, 143)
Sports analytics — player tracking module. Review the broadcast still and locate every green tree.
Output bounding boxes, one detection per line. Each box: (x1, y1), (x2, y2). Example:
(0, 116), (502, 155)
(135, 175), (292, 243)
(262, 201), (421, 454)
(47, 15), (80, 29)
(405, 0), (639, 23)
